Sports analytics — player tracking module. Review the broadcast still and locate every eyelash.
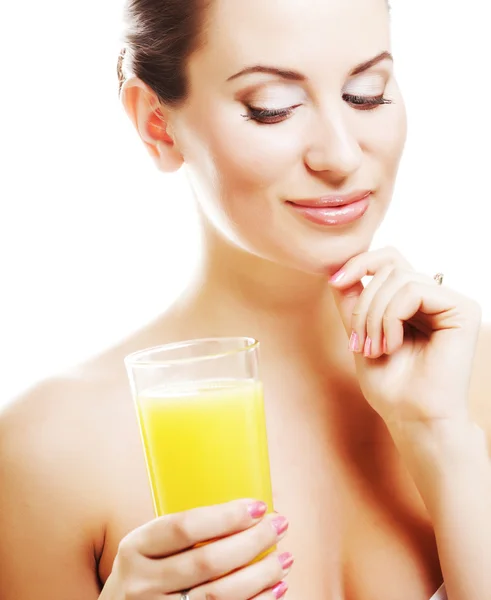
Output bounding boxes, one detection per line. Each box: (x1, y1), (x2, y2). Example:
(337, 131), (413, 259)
(242, 94), (393, 124)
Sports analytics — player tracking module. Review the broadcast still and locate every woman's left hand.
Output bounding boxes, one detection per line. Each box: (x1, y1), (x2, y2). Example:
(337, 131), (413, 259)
(329, 247), (482, 427)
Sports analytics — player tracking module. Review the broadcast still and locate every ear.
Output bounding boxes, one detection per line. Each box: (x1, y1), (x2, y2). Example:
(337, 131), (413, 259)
(120, 77), (184, 173)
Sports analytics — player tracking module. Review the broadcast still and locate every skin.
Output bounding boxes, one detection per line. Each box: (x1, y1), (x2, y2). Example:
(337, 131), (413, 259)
(1, 0), (490, 598)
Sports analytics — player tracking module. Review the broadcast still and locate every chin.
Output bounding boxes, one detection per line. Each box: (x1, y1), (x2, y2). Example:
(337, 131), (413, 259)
(245, 236), (372, 280)
(267, 225), (377, 277)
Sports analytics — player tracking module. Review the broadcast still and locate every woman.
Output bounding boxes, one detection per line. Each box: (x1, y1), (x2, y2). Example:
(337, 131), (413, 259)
(1, 0), (490, 598)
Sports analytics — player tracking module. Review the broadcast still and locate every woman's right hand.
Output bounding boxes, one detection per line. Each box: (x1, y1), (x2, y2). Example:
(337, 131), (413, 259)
(101, 499), (292, 600)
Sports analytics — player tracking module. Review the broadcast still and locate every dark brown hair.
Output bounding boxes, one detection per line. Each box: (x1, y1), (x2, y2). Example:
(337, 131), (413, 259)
(118, 0), (212, 106)
(118, 0), (391, 103)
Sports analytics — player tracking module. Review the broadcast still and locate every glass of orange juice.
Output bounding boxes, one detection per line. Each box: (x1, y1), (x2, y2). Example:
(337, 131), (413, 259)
(125, 337), (274, 518)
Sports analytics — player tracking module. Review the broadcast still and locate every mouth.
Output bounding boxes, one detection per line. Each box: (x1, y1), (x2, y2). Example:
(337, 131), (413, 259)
(287, 190), (372, 208)
(285, 190), (372, 227)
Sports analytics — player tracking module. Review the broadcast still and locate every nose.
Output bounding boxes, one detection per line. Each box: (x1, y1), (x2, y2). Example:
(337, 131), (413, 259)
(304, 106), (363, 178)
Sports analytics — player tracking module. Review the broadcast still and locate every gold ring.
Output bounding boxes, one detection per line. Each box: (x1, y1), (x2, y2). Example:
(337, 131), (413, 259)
(433, 273), (444, 286)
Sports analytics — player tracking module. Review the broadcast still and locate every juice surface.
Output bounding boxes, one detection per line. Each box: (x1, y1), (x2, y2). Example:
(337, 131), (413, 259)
(136, 379), (274, 516)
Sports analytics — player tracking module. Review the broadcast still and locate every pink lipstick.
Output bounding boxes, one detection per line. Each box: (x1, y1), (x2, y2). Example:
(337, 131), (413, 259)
(287, 190), (371, 226)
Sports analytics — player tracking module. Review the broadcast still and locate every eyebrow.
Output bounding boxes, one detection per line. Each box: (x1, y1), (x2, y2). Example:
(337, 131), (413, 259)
(226, 50), (393, 82)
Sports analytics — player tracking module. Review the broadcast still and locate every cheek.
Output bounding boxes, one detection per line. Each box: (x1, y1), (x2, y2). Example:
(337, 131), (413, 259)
(189, 105), (303, 190)
(179, 104), (301, 248)
(367, 98), (408, 171)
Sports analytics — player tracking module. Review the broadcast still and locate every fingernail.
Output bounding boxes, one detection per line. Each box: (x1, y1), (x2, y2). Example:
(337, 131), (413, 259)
(329, 269), (345, 283)
(364, 336), (372, 357)
(349, 331), (359, 352)
(248, 501), (267, 519)
(271, 516), (289, 536)
(272, 581), (289, 599)
(278, 552), (294, 571)
(382, 336), (388, 354)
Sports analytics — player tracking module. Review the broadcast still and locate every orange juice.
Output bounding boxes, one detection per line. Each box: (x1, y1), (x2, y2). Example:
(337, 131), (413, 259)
(136, 379), (274, 516)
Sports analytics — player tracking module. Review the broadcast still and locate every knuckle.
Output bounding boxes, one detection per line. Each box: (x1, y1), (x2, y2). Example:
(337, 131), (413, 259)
(193, 546), (218, 579)
(401, 280), (418, 296)
(260, 518), (278, 547)
(117, 533), (137, 564)
(351, 316), (365, 332)
(171, 512), (197, 546)
(366, 311), (379, 330)
(171, 556), (196, 584)
(224, 500), (248, 528)
(344, 289), (362, 302)
(385, 246), (412, 268)
(267, 555), (285, 584)
(385, 245), (401, 261)
(382, 311), (393, 325)
(380, 264), (396, 280)
(245, 518), (276, 558)
(351, 307), (367, 329)
(386, 266), (406, 282)
(351, 307), (365, 319)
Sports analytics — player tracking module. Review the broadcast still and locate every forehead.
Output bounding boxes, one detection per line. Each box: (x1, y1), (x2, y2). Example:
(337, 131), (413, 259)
(199, 0), (391, 77)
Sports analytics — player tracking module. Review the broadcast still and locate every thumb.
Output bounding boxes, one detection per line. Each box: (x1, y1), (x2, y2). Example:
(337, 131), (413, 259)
(330, 280), (364, 336)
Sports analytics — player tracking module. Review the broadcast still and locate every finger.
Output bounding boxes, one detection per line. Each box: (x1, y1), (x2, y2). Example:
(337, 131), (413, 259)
(330, 280), (365, 337)
(162, 513), (288, 591)
(349, 265), (395, 354)
(329, 247), (413, 335)
(252, 581), (289, 599)
(381, 281), (472, 353)
(363, 270), (433, 358)
(329, 246), (413, 291)
(170, 551), (292, 600)
(126, 499), (270, 558)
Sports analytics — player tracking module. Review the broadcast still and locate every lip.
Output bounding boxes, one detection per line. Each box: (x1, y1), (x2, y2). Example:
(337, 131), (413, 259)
(286, 191), (372, 227)
(287, 190), (372, 208)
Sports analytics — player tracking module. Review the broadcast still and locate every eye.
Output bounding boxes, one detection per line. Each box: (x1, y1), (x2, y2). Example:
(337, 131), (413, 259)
(343, 93), (393, 111)
(241, 93), (392, 124)
(241, 104), (303, 125)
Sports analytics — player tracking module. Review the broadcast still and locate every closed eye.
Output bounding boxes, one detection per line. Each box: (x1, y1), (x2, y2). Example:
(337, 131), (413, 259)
(343, 94), (393, 110)
(242, 95), (392, 124)
(241, 104), (303, 125)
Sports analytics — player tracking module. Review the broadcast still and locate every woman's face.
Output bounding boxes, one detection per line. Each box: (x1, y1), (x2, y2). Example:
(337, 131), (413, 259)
(171, 0), (407, 274)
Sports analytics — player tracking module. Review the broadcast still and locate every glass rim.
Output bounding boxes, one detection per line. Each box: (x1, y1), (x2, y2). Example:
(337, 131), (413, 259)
(124, 336), (260, 368)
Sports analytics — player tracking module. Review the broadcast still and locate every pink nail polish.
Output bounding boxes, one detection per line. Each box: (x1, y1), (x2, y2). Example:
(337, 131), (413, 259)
(272, 581), (288, 599)
(349, 331), (359, 352)
(364, 337), (372, 357)
(248, 501), (267, 519)
(271, 516), (289, 536)
(329, 269), (345, 283)
(278, 552), (294, 571)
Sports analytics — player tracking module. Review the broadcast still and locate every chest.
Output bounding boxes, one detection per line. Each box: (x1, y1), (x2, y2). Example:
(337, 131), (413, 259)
(264, 407), (443, 600)
(98, 381), (444, 600)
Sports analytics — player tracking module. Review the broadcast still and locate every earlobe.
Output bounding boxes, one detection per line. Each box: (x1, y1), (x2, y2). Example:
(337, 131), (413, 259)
(120, 77), (184, 172)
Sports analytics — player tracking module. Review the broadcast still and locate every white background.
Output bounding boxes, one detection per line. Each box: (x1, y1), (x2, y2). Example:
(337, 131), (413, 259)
(1, 0), (490, 403)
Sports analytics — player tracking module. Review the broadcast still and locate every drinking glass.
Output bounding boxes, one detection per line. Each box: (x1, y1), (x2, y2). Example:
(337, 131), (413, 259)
(125, 337), (274, 516)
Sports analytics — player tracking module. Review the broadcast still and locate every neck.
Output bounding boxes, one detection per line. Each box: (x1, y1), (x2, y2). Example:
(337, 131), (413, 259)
(166, 224), (386, 442)
(178, 224), (349, 365)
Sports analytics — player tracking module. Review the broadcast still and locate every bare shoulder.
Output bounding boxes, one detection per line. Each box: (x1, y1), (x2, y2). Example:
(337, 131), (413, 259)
(0, 306), (193, 598)
(0, 372), (108, 598)
(0, 330), (161, 598)
(469, 322), (491, 432)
